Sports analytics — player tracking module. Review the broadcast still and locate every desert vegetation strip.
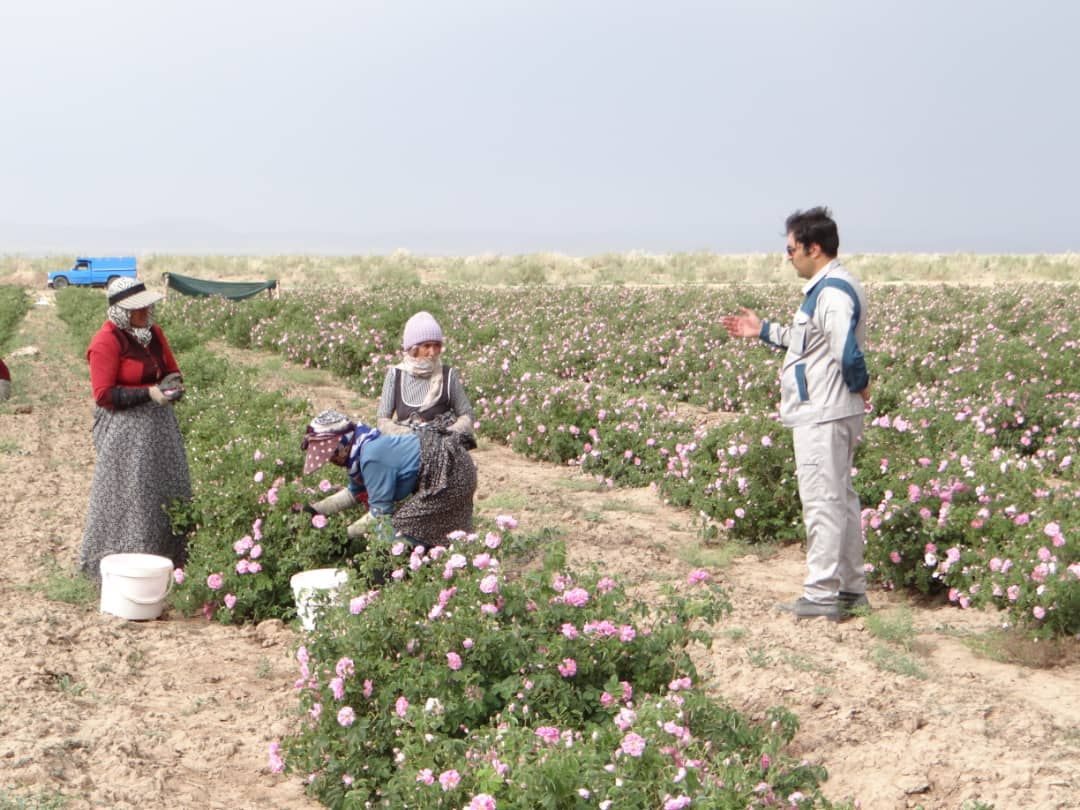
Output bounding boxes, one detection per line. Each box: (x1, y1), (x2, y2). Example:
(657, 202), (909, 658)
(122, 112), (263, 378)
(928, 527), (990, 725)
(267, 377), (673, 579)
(6, 252), (1080, 287)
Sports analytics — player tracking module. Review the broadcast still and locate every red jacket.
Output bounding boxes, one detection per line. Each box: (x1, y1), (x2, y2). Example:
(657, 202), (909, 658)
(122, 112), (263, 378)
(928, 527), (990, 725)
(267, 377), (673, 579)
(0, 358), (9, 381)
(86, 321), (181, 409)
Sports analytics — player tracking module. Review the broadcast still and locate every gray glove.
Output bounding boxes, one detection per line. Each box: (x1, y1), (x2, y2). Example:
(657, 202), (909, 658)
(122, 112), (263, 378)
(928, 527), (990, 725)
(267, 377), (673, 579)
(148, 385), (171, 406)
(346, 511), (375, 538)
(311, 488), (358, 516)
(449, 413), (474, 435)
(377, 416), (416, 436)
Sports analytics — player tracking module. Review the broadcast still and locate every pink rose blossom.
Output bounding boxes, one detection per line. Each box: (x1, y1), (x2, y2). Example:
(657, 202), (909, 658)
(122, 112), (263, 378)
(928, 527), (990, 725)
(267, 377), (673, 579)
(395, 696), (409, 717)
(267, 741), (284, 774)
(562, 587), (590, 607)
(535, 726), (561, 745)
(416, 769), (434, 785)
(224, 593), (237, 610)
(439, 769), (461, 791)
(311, 514), (327, 528)
(337, 706), (355, 727)
(330, 677), (345, 700)
(557, 658), (577, 678)
(447, 652), (463, 671)
(620, 732), (647, 757)
(596, 576), (617, 593)
(686, 569), (710, 585)
(173, 568), (185, 585)
(206, 573), (224, 590)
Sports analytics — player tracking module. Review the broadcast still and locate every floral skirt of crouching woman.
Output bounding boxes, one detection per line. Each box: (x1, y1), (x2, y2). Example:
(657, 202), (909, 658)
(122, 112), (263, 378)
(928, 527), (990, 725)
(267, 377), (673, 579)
(392, 429), (477, 547)
(79, 403), (192, 580)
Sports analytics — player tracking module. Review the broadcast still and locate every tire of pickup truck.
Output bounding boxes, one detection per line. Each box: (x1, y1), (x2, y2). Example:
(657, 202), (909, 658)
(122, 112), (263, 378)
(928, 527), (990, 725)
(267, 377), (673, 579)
(53, 276), (69, 289)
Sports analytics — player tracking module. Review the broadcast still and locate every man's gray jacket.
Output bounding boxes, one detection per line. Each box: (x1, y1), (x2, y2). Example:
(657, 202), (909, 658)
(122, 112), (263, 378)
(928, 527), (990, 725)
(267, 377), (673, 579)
(758, 260), (869, 428)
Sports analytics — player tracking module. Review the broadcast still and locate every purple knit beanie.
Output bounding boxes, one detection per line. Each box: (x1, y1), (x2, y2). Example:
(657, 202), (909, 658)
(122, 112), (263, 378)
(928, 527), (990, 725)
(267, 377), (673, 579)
(402, 311), (444, 351)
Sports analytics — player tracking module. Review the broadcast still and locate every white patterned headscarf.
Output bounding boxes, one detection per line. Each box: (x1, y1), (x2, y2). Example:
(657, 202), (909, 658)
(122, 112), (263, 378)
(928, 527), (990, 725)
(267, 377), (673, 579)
(106, 277), (155, 347)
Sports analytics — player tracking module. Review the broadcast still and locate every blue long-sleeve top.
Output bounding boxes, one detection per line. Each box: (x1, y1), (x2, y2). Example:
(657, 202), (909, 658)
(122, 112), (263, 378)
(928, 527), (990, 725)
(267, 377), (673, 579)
(346, 432), (421, 515)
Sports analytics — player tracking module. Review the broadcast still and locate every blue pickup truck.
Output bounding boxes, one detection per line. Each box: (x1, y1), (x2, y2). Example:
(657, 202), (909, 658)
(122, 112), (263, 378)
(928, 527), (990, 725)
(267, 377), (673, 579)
(48, 256), (138, 289)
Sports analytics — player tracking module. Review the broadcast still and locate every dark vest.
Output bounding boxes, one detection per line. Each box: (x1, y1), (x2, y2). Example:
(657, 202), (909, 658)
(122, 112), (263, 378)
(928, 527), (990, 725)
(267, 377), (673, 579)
(392, 367), (454, 422)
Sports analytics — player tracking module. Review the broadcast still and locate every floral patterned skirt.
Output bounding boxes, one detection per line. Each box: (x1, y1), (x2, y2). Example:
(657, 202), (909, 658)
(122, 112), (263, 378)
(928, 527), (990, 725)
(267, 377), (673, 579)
(79, 402), (192, 580)
(392, 430), (477, 546)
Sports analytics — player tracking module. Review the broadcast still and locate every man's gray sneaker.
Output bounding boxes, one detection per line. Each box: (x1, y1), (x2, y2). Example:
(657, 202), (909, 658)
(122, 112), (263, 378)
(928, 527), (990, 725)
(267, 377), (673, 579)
(839, 591), (870, 613)
(776, 597), (845, 622)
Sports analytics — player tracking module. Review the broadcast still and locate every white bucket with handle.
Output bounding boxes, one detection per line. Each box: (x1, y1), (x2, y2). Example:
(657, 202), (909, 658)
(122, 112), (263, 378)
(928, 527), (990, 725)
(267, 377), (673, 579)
(100, 553), (174, 620)
(291, 568), (348, 631)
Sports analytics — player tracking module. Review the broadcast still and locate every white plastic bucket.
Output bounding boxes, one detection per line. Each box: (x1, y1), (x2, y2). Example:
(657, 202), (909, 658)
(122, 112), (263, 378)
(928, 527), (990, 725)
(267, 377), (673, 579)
(100, 553), (174, 620)
(291, 568), (348, 632)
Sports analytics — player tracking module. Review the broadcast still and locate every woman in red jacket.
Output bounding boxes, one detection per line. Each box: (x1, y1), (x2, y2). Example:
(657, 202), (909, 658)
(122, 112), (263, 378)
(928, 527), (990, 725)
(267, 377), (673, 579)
(80, 276), (192, 580)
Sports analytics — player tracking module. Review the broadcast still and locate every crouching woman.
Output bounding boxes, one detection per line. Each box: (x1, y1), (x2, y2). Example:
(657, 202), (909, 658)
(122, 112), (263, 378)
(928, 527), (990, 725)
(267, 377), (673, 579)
(301, 409), (476, 547)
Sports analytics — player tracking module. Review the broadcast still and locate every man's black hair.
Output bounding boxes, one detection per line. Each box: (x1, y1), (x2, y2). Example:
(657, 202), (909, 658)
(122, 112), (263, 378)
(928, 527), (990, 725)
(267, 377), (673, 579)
(786, 206), (839, 258)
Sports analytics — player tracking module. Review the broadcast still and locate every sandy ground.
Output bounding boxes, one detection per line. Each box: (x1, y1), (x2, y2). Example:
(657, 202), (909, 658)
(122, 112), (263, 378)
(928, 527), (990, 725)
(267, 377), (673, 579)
(1, 295), (1078, 810)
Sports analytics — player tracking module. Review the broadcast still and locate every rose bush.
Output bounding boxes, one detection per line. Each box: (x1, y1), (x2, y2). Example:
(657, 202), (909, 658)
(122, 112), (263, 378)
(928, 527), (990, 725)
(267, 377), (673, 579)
(278, 526), (848, 809)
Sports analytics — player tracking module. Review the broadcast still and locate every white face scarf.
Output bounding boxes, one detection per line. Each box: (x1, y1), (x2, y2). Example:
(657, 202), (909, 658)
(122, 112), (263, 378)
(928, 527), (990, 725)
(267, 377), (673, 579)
(107, 303), (154, 347)
(396, 354), (445, 413)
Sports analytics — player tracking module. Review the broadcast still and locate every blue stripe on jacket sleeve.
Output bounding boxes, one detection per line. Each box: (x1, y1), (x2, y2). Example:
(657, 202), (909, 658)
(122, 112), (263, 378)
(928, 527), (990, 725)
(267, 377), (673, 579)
(759, 320), (784, 348)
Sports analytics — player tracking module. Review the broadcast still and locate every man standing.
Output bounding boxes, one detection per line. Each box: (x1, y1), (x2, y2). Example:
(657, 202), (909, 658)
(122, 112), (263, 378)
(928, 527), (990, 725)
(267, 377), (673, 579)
(722, 207), (870, 621)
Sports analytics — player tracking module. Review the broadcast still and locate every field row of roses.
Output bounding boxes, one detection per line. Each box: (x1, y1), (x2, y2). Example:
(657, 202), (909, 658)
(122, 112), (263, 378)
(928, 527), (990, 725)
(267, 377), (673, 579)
(0, 284), (30, 352)
(165, 282), (1080, 637)
(55, 287), (851, 809)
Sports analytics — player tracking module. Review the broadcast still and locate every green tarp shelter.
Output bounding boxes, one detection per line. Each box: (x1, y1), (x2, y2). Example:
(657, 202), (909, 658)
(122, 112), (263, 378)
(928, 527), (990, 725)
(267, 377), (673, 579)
(164, 272), (277, 301)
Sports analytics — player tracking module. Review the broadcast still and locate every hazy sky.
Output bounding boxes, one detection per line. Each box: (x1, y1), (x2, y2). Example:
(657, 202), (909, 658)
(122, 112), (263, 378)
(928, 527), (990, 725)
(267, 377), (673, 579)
(2, 0), (1078, 255)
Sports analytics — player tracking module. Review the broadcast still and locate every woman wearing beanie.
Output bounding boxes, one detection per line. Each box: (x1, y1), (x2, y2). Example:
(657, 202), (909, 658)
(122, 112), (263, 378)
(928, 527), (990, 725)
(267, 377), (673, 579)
(376, 311), (476, 446)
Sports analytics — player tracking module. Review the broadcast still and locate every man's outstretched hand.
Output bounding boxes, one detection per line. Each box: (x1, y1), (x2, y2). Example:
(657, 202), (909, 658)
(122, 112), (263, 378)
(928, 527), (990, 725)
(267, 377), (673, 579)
(721, 307), (762, 339)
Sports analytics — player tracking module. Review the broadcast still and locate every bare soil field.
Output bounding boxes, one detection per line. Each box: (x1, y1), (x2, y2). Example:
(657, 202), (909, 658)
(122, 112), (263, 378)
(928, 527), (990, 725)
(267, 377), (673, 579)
(1, 294), (1078, 809)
